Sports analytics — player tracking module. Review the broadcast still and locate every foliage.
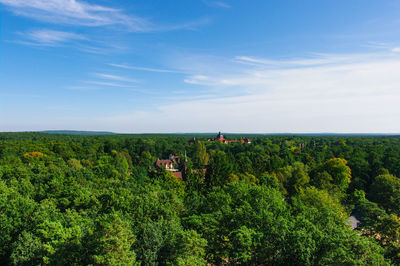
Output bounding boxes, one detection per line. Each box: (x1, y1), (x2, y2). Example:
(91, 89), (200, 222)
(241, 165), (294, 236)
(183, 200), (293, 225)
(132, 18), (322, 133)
(369, 174), (400, 215)
(0, 132), (399, 264)
(205, 150), (233, 187)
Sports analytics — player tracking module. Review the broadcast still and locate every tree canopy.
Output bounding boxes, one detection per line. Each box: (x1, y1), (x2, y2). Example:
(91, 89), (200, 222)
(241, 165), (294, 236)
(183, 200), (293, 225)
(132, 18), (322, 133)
(0, 132), (399, 264)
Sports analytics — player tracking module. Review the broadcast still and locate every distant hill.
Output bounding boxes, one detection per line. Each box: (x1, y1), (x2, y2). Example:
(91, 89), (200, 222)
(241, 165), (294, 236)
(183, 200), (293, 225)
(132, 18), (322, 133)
(41, 130), (115, 135)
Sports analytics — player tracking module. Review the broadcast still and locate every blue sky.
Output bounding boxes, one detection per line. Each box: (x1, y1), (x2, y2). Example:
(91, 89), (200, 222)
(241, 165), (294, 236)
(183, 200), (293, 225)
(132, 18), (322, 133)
(1, 0), (400, 133)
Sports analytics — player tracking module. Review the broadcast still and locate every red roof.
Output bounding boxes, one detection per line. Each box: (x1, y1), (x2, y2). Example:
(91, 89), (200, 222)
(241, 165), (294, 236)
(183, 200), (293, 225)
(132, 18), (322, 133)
(173, 171), (183, 179)
(156, 155), (181, 169)
(216, 137), (226, 143)
(156, 159), (174, 169)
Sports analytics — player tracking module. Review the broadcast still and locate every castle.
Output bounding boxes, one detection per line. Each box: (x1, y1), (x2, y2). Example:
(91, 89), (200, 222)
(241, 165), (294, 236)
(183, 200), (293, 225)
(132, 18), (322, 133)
(157, 133), (251, 180)
(189, 132), (251, 144)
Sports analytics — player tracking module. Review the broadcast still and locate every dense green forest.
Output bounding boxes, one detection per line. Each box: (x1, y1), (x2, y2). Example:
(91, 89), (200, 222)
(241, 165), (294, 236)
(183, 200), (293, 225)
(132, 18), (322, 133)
(1, 132), (400, 265)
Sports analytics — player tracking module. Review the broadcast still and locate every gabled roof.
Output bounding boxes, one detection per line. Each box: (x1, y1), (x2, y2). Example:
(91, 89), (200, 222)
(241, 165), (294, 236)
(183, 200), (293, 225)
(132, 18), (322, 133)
(156, 159), (173, 167)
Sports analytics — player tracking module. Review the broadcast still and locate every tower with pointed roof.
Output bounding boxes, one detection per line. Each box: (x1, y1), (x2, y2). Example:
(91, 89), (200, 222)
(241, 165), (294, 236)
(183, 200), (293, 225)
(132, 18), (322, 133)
(215, 131), (226, 143)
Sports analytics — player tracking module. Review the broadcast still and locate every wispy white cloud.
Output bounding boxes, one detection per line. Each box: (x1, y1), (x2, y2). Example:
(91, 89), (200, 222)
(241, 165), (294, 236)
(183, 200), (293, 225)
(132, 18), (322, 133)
(94, 73), (136, 83)
(109, 63), (183, 74)
(66, 86), (103, 91)
(213, 2), (231, 8)
(392, 47), (400, 53)
(98, 51), (400, 133)
(18, 29), (86, 46)
(184, 75), (210, 85)
(66, 85), (149, 94)
(67, 73), (137, 94)
(183, 52), (400, 94)
(13, 28), (129, 54)
(0, 0), (211, 32)
(233, 53), (388, 68)
(203, 0), (231, 8)
(84, 80), (135, 88)
(0, 0), (149, 31)
(154, 16), (212, 31)
(74, 44), (109, 54)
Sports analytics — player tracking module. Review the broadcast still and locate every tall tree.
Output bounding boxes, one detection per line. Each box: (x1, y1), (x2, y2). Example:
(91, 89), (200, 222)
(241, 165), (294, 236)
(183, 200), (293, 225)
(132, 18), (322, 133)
(205, 151), (233, 187)
(192, 142), (209, 169)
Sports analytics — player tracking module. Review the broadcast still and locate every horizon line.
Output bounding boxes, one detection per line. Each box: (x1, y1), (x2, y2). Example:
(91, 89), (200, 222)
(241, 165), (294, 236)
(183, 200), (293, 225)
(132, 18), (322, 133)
(1, 130), (400, 136)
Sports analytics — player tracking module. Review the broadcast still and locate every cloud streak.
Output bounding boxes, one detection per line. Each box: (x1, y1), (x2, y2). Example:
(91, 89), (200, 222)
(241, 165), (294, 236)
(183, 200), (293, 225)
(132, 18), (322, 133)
(203, 0), (231, 8)
(0, 0), (149, 31)
(1, 0), (211, 32)
(109, 63), (183, 74)
(83, 80), (135, 88)
(18, 29), (86, 46)
(94, 73), (137, 83)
